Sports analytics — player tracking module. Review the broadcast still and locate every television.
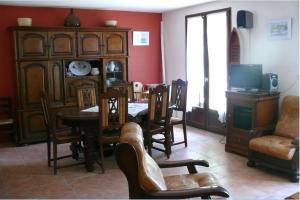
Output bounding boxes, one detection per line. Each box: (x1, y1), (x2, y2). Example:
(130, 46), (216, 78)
(229, 64), (262, 91)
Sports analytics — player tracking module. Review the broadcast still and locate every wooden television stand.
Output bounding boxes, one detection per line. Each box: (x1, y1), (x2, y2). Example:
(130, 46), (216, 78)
(225, 90), (280, 156)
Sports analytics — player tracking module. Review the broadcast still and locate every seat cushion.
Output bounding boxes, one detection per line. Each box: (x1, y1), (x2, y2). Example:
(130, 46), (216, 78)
(55, 131), (81, 143)
(249, 135), (296, 160)
(170, 117), (183, 125)
(101, 130), (120, 144)
(164, 172), (219, 190)
(0, 118), (14, 125)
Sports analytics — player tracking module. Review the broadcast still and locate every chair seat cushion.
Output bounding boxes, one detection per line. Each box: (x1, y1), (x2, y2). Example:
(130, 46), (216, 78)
(55, 131), (81, 143)
(170, 117), (183, 125)
(249, 135), (296, 160)
(164, 172), (219, 190)
(143, 123), (165, 135)
(0, 118), (14, 125)
(101, 130), (120, 144)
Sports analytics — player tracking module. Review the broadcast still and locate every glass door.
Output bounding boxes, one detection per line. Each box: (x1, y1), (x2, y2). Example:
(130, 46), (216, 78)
(186, 8), (230, 133)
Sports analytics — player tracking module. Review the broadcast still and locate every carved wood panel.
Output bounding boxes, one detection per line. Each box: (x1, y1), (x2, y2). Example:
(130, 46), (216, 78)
(103, 32), (127, 56)
(78, 32), (102, 57)
(48, 32), (76, 58)
(21, 110), (46, 141)
(17, 31), (48, 59)
(48, 60), (64, 107)
(19, 61), (48, 109)
(65, 77), (99, 106)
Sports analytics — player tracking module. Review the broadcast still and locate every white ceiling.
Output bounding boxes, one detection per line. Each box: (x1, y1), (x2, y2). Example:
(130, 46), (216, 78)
(0, 0), (215, 13)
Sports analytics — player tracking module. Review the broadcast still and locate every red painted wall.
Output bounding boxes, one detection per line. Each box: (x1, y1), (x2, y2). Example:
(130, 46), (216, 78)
(0, 5), (162, 98)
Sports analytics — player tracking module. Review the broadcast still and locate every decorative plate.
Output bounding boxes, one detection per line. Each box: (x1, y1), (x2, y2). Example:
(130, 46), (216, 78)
(69, 61), (91, 76)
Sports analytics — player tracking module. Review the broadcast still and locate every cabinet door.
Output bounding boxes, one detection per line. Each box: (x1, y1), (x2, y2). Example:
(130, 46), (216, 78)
(102, 58), (127, 90)
(48, 61), (64, 107)
(78, 32), (102, 57)
(18, 110), (46, 144)
(17, 31), (48, 59)
(102, 32), (127, 56)
(19, 61), (48, 109)
(48, 31), (76, 58)
(65, 77), (99, 106)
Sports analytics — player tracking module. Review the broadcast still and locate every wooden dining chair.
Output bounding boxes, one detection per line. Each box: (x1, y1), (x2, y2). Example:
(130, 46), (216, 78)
(76, 85), (97, 109)
(143, 84), (171, 158)
(169, 79), (188, 147)
(40, 91), (84, 174)
(0, 97), (15, 143)
(98, 87), (128, 173)
(133, 81), (143, 101)
(111, 81), (135, 102)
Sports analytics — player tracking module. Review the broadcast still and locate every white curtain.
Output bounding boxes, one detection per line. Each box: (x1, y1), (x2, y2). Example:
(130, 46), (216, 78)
(186, 16), (205, 111)
(207, 12), (227, 123)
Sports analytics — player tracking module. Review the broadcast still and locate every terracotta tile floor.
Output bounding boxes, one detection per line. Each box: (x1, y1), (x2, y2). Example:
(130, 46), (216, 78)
(0, 125), (298, 199)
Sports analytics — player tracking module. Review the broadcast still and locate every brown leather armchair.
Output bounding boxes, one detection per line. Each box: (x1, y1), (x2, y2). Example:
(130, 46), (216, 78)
(248, 96), (299, 182)
(116, 122), (229, 199)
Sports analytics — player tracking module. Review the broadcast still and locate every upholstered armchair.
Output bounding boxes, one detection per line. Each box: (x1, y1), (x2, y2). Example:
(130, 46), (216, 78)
(116, 122), (229, 199)
(248, 96), (299, 182)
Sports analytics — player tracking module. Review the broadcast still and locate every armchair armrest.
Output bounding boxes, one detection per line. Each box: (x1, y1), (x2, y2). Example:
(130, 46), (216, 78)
(146, 186), (229, 199)
(292, 137), (299, 146)
(157, 159), (209, 173)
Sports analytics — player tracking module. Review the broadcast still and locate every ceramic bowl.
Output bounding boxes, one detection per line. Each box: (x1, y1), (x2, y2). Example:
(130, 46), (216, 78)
(17, 18), (32, 26)
(104, 20), (118, 27)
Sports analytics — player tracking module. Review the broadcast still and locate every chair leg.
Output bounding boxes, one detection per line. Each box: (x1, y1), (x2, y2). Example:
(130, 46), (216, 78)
(147, 134), (152, 156)
(47, 138), (51, 167)
(182, 122), (187, 147)
(53, 142), (57, 175)
(170, 126), (174, 143)
(165, 131), (171, 158)
(99, 141), (105, 173)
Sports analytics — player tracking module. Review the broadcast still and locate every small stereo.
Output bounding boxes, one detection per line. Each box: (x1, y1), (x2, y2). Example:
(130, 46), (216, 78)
(262, 73), (278, 92)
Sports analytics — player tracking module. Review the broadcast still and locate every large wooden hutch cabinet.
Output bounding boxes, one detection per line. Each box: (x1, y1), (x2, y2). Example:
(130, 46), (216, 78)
(11, 26), (130, 144)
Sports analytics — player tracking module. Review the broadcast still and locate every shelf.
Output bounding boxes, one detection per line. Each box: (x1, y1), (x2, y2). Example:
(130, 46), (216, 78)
(106, 71), (122, 74)
(65, 75), (100, 79)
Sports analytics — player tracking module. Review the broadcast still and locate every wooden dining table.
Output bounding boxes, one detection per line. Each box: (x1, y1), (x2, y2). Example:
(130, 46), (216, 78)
(57, 102), (148, 172)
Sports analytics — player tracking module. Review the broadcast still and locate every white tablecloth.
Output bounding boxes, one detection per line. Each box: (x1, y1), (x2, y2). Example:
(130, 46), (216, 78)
(81, 103), (148, 117)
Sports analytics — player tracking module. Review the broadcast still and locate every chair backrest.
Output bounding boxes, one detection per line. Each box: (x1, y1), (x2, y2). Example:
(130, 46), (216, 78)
(133, 82), (143, 101)
(274, 96), (299, 139)
(148, 85), (170, 123)
(76, 85), (97, 109)
(116, 122), (167, 198)
(0, 97), (12, 119)
(111, 81), (135, 102)
(99, 88), (128, 130)
(170, 79), (188, 111)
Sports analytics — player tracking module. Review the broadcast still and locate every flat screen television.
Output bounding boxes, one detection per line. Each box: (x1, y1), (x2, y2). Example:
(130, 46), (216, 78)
(229, 64), (262, 91)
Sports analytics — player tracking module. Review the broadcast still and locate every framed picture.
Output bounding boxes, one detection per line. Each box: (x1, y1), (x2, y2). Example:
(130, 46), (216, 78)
(133, 31), (149, 46)
(268, 17), (292, 40)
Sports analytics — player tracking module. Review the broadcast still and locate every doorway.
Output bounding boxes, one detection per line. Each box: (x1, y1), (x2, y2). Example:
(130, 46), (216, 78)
(186, 8), (231, 134)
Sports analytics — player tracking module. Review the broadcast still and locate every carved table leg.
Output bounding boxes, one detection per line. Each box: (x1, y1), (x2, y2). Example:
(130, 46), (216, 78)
(83, 126), (99, 172)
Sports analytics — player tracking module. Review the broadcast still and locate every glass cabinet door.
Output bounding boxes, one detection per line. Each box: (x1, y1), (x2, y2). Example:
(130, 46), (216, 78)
(102, 58), (127, 88)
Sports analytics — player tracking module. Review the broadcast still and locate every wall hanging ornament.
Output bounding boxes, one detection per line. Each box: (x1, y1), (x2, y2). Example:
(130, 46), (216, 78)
(64, 8), (81, 27)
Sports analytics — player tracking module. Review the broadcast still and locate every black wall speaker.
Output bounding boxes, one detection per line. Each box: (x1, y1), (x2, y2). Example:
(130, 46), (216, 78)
(237, 10), (253, 28)
(262, 73), (278, 92)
